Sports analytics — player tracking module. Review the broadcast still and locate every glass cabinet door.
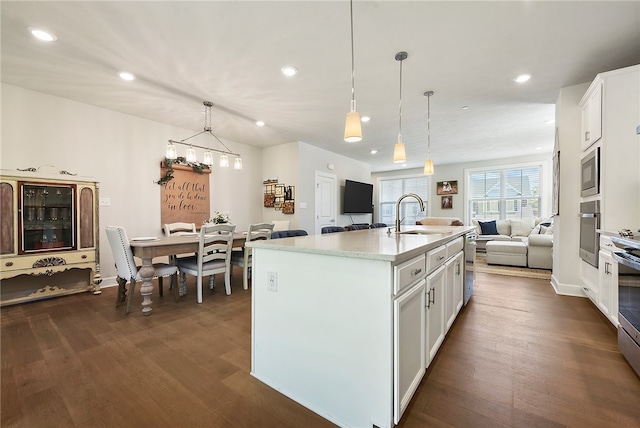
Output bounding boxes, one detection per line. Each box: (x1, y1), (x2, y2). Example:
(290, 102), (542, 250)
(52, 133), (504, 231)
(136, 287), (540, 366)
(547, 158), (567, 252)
(20, 182), (76, 253)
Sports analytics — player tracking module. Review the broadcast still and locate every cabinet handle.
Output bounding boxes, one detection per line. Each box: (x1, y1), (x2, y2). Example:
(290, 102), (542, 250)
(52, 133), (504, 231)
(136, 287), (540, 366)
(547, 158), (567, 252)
(430, 286), (435, 306)
(437, 255), (445, 261)
(411, 268), (422, 276)
(585, 131), (590, 142)
(81, 255), (87, 259)
(456, 262), (460, 275)
(5, 261), (13, 267)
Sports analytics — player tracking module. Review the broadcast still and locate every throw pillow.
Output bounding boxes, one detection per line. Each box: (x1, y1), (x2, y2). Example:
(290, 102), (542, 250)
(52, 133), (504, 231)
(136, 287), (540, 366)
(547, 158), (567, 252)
(530, 224), (542, 235)
(542, 225), (554, 235)
(478, 220), (498, 235)
(510, 218), (535, 237)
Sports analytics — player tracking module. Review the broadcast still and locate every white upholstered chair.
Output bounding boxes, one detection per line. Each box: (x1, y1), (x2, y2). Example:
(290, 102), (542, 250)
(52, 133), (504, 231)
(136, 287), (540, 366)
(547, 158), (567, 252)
(231, 222), (274, 290)
(175, 223), (236, 303)
(105, 226), (179, 313)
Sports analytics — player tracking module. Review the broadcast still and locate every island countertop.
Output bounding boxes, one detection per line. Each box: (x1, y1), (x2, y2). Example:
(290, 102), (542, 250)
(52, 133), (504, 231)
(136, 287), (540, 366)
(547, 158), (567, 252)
(247, 225), (475, 263)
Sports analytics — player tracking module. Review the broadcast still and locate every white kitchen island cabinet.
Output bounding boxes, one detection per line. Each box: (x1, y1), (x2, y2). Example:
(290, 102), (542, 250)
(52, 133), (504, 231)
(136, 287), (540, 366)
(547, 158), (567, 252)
(249, 225), (474, 428)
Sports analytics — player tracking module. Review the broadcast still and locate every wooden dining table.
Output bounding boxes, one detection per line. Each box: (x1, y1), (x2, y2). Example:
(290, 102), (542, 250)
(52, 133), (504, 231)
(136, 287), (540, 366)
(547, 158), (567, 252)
(129, 232), (246, 316)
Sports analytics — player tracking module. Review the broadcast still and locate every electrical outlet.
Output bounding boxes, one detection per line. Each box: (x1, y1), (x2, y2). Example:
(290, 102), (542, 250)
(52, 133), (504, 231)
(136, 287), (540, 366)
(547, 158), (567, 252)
(99, 197), (111, 206)
(267, 271), (277, 292)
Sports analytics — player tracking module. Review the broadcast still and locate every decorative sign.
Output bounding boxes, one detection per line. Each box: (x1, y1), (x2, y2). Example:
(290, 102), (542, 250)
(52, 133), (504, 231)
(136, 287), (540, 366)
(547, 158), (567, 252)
(160, 163), (210, 227)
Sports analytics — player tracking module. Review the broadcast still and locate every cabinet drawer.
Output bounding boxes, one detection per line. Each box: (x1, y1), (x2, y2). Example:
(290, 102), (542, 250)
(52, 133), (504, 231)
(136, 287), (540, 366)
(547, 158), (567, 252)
(446, 237), (463, 259)
(394, 254), (426, 295)
(426, 245), (447, 274)
(600, 235), (616, 253)
(1, 250), (95, 273)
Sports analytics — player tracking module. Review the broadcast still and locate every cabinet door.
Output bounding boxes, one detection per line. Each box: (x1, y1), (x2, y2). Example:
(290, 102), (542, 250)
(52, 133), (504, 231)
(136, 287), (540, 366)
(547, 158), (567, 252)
(0, 181), (15, 255)
(452, 251), (464, 316)
(393, 279), (426, 424)
(426, 264), (446, 366)
(598, 249), (618, 326)
(445, 251), (464, 332)
(445, 257), (456, 332)
(582, 83), (602, 150)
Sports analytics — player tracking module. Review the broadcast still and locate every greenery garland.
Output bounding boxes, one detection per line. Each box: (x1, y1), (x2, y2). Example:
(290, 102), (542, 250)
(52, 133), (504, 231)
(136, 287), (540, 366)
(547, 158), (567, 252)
(156, 157), (210, 185)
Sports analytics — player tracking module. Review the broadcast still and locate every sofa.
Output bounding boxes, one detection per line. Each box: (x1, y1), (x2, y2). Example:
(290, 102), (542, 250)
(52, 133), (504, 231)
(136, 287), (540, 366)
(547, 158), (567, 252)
(472, 217), (553, 269)
(416, 217), (464, 226)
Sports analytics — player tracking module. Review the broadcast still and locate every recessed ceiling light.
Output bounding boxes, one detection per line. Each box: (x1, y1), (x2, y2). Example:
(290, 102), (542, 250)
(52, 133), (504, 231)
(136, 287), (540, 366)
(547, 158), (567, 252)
(256, 121), (265, 127)
(361, 116), (371, 122)
(535, 146), (542, 150)
(402, 163), (407, 168)
(118, 71), (136, 81)
(461, 106), (469, 110)
(514, 74), (531, 83)
(545, 119), (555, 124)
(28, 26), (57, 42)
(370, 149), (378, 154)
(281, 66), (298, 77)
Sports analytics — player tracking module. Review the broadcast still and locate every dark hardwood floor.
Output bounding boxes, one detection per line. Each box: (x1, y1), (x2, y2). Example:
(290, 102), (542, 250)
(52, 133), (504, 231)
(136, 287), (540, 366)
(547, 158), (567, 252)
(2, 268), (639, 427)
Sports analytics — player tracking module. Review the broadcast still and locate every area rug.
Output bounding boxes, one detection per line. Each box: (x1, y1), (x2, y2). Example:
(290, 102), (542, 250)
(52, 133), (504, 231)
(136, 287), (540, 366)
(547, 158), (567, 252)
(475, 252), (551, 280)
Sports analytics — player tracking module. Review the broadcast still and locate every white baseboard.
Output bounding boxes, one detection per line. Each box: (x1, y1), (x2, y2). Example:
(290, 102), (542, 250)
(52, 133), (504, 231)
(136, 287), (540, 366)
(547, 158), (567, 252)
(551, 274), (585, 297)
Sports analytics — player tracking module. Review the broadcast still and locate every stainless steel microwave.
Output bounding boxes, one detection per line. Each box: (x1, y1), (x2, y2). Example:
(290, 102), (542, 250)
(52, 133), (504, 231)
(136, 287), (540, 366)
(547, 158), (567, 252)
(581, 147), (600, 197)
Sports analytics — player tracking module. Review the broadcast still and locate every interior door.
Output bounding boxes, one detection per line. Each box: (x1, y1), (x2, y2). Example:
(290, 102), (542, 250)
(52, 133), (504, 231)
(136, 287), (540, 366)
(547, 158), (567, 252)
(315, 171), (337, 235)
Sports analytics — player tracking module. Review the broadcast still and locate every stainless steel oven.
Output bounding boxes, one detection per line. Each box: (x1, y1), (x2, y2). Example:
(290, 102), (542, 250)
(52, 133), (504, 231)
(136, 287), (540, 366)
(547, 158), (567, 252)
(579, 200), (600, 267)
(581, 147), (600, 197)
(611, 235), (640, 377)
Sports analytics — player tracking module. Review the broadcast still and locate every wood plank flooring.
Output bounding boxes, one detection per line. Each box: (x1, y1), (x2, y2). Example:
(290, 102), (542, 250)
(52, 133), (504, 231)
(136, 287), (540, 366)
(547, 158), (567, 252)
(2, 268), (639, 427)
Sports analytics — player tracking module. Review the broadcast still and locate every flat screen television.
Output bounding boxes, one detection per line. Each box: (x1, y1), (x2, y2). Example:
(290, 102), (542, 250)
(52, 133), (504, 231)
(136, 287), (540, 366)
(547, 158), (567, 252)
(343, 179), (373, 214)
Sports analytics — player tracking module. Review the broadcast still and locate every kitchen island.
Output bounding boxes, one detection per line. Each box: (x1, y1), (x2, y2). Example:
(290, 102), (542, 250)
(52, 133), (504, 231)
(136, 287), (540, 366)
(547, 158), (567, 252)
(248, 225), (475, 428)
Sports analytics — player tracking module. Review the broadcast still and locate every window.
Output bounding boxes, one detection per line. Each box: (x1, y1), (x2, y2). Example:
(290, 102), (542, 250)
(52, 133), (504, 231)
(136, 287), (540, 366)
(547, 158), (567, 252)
(378, 176), (429, 226)
(468, 166), (541, 221)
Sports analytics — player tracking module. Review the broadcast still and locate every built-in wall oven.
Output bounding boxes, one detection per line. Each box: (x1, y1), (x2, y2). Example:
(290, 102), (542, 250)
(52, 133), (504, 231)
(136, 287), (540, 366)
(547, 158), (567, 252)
(611, 234), (640, 378)
(580, 200), (600, 267)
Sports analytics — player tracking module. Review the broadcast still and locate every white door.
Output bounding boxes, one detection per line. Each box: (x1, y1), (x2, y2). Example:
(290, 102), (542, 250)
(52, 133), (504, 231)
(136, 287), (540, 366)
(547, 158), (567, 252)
(315, 171), (337, 235)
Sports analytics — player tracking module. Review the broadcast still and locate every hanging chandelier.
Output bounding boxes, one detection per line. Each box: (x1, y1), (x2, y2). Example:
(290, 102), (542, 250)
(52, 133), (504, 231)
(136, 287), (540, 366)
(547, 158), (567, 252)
(165, 101), (242, 170)
(423, 91), (434, 175)
(392, 51), (408, 163)
(344, 0), (362, 143)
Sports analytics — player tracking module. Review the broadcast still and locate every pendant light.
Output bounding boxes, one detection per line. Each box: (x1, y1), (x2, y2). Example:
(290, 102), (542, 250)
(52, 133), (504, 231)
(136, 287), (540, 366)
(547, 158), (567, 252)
(423, 91), (435, 175)
(393, 52), (408, 163)
(166, 101), (242, 169)
(344, 0), (362, 143)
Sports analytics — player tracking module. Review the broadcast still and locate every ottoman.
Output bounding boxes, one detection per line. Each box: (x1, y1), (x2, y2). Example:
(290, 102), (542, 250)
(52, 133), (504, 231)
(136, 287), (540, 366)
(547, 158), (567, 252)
(486, 241), (527, 267)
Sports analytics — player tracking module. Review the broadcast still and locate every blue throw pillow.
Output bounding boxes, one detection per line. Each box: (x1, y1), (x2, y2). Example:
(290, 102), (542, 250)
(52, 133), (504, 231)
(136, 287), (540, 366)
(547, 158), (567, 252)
(479, 220), (498, 235)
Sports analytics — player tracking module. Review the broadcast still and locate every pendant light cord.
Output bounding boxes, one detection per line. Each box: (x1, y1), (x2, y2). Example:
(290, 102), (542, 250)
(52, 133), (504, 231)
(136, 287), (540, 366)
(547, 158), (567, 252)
(427, 92), (431, 154)
(349, 0), (356, 106)
(398, 57), (403, 141)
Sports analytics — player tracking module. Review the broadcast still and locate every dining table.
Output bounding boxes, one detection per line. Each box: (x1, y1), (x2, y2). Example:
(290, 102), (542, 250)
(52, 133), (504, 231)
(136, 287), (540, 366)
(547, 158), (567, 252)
(129, 232), (246, 316)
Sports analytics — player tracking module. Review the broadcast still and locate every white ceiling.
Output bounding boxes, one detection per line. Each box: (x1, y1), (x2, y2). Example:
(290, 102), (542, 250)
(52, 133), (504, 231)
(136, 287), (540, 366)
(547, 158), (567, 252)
(2, 1), (639, 172)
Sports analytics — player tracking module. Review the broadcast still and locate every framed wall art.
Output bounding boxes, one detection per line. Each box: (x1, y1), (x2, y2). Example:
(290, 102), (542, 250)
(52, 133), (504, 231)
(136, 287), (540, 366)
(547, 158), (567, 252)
(441, 196), (453, 209)
(436, 180), (458, 195)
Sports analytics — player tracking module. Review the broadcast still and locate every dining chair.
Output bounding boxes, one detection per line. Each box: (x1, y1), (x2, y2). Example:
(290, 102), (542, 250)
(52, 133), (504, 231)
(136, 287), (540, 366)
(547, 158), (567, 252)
(321, 226), (345, 234)
(163, 222), (197, 263)
(105, 226), (179, 314)
(271, 229), (308, 239)
(348, 224), (370, 231)
(231, 222), (275, 290)
(370, 223), (388, 229)
(175, 223), (236, 303)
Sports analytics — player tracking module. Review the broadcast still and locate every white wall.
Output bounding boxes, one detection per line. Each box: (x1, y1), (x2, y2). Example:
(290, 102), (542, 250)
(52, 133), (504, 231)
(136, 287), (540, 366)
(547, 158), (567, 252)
(297, 142), (372, 232)
(1, 83), (263, 286)
(262, 142), (299, 228)
(552, 82), (589, 295)
(373, 153), (553, 224)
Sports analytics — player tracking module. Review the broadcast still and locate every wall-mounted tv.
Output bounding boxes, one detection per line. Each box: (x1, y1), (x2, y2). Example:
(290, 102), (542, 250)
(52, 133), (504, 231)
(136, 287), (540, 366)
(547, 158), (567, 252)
(343, 179), (373, 214)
